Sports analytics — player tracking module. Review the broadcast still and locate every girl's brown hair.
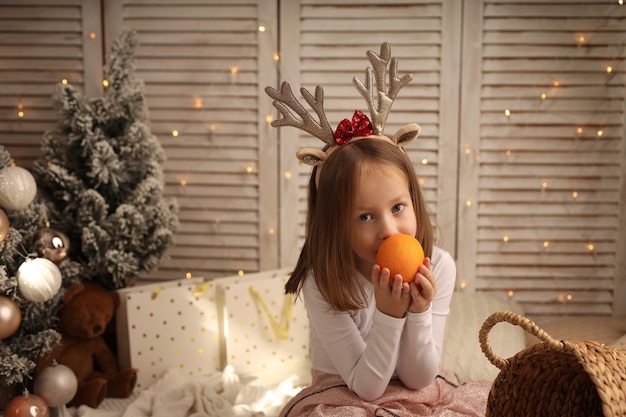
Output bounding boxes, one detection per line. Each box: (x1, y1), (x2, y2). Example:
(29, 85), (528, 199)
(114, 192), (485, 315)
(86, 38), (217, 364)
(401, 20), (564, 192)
(286, 139), (434, 311)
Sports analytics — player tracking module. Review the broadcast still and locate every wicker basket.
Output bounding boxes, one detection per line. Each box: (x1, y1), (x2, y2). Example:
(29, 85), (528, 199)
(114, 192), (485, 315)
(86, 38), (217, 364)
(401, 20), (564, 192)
(479, 311), (626, 417)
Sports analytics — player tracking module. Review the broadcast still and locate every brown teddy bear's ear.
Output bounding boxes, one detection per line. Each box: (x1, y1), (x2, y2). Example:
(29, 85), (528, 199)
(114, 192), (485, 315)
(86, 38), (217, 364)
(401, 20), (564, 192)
(63, 283), (86, 303)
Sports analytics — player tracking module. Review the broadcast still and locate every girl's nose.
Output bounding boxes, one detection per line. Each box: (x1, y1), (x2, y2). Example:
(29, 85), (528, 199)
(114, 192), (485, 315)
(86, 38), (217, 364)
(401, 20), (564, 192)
(379, 216), (397, 240)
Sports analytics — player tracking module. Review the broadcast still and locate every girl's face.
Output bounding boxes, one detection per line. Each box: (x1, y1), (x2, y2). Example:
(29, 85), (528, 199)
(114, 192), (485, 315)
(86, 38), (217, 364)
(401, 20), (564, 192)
(350, 164), (417, 277)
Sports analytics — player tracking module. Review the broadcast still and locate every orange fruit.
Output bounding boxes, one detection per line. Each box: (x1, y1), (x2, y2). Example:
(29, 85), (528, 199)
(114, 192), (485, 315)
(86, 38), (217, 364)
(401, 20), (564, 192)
(376, 234), (424, 283)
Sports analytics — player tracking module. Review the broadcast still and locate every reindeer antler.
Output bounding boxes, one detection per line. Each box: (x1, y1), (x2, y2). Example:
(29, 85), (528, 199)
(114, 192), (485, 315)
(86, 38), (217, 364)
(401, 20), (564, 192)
(353, 42), (413, 135)
(265, 82), (335, 145)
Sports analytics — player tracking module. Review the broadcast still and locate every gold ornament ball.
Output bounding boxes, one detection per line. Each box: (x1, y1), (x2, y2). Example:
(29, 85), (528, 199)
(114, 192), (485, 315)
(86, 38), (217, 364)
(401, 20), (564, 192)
(0, 208), (9, 243)
(17, 258), (62, 303)
(0, 295), (21, 339)
(33, 361), (78, 407)
(37, 228), (70, 264)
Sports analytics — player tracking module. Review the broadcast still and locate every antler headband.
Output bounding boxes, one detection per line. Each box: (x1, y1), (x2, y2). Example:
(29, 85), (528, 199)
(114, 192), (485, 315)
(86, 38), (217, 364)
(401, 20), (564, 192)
(265, 42), (421, 181)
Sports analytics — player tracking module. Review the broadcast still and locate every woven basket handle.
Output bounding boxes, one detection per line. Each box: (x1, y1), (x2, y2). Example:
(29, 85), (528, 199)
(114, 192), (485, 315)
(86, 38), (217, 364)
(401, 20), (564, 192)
(479, 310), (564, 371)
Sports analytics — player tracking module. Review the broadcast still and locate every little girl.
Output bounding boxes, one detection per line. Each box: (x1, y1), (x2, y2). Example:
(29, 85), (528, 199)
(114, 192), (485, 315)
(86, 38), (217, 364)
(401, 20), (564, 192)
(267, 43), (490, 416)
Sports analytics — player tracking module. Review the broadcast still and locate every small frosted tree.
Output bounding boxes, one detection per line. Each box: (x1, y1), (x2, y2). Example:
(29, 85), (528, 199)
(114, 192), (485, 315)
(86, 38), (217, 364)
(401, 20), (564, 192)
(0, 145), (63, 408)
(34, 29), (178, 289)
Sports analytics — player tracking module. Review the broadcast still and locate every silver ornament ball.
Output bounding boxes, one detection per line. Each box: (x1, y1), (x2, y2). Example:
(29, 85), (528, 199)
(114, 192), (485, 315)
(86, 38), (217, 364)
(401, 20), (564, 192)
(33, 362), (78, 407)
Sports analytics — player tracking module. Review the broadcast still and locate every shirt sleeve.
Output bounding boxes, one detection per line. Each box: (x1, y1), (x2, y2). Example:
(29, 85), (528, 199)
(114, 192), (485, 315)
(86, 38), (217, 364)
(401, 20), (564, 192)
(395, 247), (456, 389)
(303, 277), (406, 401)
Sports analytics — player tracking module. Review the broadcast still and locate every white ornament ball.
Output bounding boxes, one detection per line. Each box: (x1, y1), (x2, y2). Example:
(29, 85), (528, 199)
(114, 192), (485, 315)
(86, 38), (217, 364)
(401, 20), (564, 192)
(17, 258), (62, 303)
(33, 361), (78, 407)
(0, 166), (37, 211)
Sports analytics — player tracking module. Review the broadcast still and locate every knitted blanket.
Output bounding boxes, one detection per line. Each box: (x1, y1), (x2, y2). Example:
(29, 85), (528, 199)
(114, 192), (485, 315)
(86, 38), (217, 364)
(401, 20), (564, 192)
(280, 370), (491, 417)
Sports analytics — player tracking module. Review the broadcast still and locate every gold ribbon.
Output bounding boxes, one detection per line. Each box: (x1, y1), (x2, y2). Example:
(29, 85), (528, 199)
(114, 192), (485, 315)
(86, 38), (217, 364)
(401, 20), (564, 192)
(248, 286), (292, 341)
(193, 282), (213, 297)
(151, 285), (164, 300)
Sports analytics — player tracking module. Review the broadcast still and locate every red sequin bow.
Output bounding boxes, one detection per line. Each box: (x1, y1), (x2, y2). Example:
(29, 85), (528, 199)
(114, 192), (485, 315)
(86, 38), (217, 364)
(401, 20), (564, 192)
(334, 109), (374, 145)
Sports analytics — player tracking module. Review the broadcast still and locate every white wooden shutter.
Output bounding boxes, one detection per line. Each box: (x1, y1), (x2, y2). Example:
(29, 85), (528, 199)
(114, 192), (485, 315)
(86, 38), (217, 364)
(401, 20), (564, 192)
(278, 0), (463, 267)
(458, 0), (626, 320)
(0, 0), (102, 167)
(105, 0), (279, 282)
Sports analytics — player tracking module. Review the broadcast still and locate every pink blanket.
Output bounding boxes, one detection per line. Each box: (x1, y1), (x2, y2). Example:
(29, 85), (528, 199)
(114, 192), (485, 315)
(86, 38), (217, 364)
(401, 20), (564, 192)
(280, 370), (491, 417)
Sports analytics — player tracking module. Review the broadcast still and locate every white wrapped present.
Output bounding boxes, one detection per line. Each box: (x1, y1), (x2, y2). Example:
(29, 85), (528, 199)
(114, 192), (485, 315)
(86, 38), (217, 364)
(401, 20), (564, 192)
(214, 268), (310, 384)
(116, 278), (221, 389)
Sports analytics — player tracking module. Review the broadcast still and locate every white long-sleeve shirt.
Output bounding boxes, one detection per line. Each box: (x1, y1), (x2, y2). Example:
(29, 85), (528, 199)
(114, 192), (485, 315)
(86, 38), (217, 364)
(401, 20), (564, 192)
(302, 246), (456, 401)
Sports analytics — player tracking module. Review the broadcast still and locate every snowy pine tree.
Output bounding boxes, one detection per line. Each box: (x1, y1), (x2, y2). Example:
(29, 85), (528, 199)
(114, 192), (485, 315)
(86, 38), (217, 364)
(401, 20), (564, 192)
(34, 29), (178, 290)
(0, 145), (62, 408)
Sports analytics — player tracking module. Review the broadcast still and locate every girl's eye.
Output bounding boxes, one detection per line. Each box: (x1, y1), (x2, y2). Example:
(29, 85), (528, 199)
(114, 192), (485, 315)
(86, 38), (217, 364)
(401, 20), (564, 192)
(392, 204), (404, 213)
(359, 213), (372, 222)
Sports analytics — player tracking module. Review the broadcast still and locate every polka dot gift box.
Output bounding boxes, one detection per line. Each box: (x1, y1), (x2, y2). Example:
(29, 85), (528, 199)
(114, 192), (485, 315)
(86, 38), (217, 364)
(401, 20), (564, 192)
(213, 268), (310, 384)
(115, 277), (221, 389)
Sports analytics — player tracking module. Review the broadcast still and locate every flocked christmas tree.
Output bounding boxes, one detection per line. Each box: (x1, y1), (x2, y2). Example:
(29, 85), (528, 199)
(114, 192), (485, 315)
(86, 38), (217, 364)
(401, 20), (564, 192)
(34, 29), (178, 290)
(0, 145), (66, 408)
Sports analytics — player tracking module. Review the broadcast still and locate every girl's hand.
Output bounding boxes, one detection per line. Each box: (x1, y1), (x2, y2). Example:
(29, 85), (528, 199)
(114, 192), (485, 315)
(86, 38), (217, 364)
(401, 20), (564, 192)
(408, 257), (437, 314)
(370, 264), (410, 318)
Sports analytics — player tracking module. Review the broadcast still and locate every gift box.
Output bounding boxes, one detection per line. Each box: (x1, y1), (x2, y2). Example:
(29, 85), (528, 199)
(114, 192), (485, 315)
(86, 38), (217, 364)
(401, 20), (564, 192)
(214, 268), (310, 383)
(116, 278), (221, 389)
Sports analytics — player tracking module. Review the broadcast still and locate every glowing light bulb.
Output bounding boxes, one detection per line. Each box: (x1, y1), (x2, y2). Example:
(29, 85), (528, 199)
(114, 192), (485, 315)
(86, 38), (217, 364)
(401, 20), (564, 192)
(578, 35), (586, 43)
(284, 171), (292, 179)
(504, 109), (511, 117)
(597, 130), (603, 137)
(503, 235), (509, 242)
(465, 200), (472, 207)
(273, 53), (280, 61)
(460, 281), (467, 289)
(553, 81), (559, 87)
(172, 130), (179, 137)
(464, 147), (471, 155)
(194, 97), (203, 108)
(507, 290), (514, 298)
(230, 67), (239, 84)
(258, 25), (266, 32)
(265, 115), (273, 123)
(587, 244), (595, 251)
(89, 32), (96, 39)
(238, 270), (245, 276)
(572, 191), (579, 199)
(246, 166), (253, 173)
(577, 127), (583, 135)
(185, 272), (192, 279)
(17, 110), (24, 118)
(540, 93), (547, 100)
(505, 150), (512, 156)
(61, 79), (68, 84)
(566, 294), (573, 301)
(102, 79), (109, 87)
(180, 179), (187, 186)
(606, 66), (613, 73)
(421, 158), (428, 165)
(542, 181), (548, 189)
(543, 241), (550, 248)
(268, 228), (275, 235)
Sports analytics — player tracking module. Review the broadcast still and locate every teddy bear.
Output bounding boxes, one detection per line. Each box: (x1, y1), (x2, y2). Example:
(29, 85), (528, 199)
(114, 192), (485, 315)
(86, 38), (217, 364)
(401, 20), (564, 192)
(37, 282), (138, 408)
